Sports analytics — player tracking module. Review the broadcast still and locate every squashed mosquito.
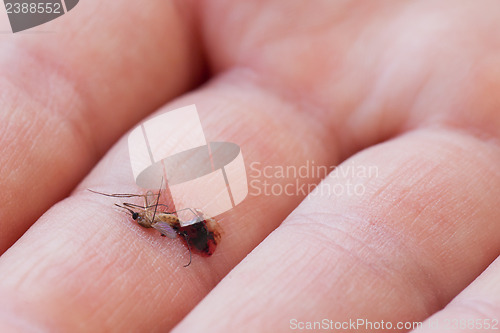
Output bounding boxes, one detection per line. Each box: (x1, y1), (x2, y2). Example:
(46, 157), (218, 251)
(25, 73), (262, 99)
(89, 186), (222, 267)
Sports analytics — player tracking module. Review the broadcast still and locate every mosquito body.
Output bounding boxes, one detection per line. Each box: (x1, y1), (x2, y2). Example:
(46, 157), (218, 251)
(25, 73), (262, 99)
(88, 189), (223, 266)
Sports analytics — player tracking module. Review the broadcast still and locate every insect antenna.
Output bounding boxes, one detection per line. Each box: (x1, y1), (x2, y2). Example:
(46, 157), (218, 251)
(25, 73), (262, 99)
(114, 203), (139, 220)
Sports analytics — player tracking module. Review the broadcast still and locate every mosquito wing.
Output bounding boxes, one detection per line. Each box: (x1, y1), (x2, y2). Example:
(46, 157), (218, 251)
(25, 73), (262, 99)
(176, 208), (202, 227)
(180, 217), (202, 227)
(152, 221), (177, 239)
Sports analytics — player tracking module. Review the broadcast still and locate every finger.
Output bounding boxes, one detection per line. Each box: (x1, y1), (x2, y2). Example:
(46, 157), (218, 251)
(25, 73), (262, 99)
(0, 0), (204, 252)
(201, 0), (500, 164)
(0, 72), (339, 332)
(172, 128), (500, 333)
(412, 256), (500, 333)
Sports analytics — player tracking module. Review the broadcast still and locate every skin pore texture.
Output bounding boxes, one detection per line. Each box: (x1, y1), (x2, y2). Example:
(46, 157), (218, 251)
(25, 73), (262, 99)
(0, 0), (500, 332)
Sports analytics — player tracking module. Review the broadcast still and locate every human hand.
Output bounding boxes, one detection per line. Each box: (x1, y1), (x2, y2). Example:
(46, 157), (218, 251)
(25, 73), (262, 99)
(1, 1), (500, 332)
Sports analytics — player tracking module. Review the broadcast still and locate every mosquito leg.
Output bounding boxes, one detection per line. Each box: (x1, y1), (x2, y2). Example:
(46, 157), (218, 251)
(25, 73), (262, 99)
(122, 203), (170, 210)
(88, 190), (150, 199)
(181, 233), (192, 267)
(144, 190), (154, 208)
(122, 203), (147, 210)
(170, 208), (198, 217)
(150, 186), (162, 227)
(145, 203), (169, 209)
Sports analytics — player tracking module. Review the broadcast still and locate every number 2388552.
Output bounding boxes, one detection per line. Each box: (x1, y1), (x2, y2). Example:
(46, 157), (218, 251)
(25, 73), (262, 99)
(6, 2), (62, 14)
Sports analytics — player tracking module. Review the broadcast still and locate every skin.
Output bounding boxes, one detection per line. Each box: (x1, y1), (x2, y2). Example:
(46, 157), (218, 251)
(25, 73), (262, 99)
(0, 0), (499, 332)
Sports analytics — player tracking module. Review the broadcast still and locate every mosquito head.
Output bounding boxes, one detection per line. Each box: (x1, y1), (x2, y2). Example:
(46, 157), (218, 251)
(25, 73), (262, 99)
(115, 204), (141, 220)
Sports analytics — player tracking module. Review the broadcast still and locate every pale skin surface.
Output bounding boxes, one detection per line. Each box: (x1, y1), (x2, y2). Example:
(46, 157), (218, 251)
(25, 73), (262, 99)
(0, 0), (499, 332)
